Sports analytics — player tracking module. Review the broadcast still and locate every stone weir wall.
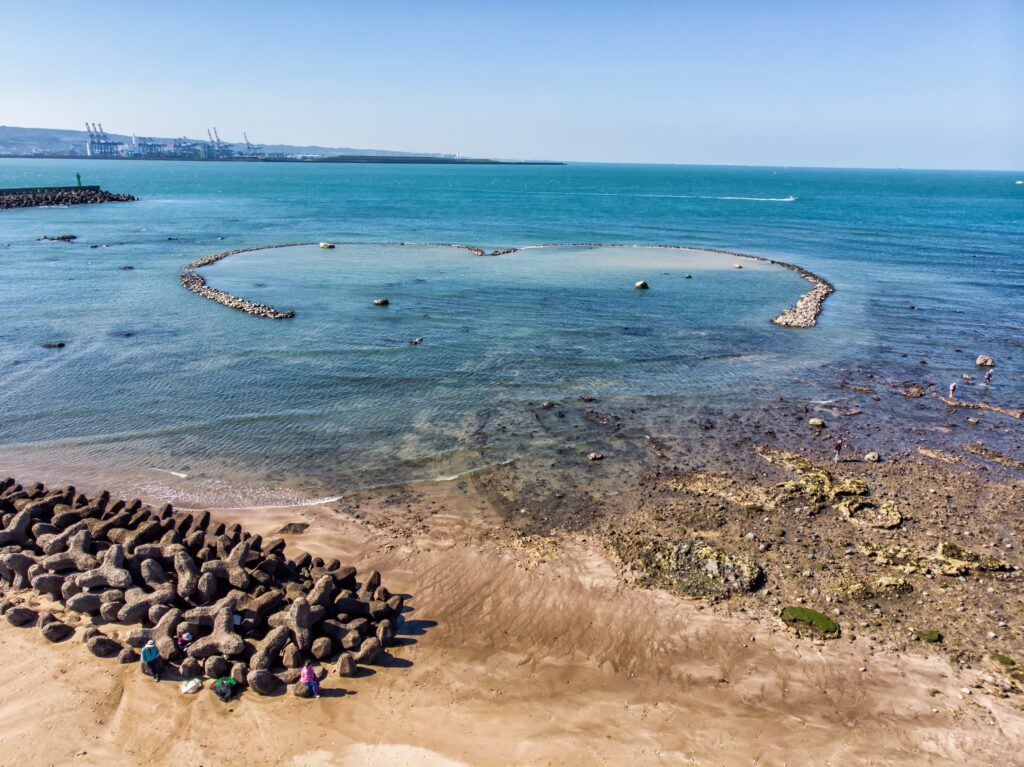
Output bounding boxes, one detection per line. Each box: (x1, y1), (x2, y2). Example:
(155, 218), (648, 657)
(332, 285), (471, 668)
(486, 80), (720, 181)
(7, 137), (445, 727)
(532, 242), (835, 329)
(180, 240), (833, 328)
(0, 476), (403, 698)
(180, 243), (312, 319)
(0, 186), (137, 210)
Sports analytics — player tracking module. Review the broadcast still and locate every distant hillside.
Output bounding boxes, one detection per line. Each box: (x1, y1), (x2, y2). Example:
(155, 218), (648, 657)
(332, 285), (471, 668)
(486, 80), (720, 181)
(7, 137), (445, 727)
(0, 125), (452, 158)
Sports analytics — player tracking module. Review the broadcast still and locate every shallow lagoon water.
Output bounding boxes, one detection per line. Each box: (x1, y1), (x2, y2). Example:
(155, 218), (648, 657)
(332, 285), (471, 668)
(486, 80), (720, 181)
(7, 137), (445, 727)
(0, 159), (1020, 504)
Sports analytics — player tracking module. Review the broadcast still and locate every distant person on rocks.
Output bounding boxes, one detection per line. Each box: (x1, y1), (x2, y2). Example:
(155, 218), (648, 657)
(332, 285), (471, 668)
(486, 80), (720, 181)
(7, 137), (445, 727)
(300, 660), (321, 698)
(949, 382), (957, 399)
(141, 640), (162, 682)
(175, 631), (192, 654)
(832, 437), (843, 464)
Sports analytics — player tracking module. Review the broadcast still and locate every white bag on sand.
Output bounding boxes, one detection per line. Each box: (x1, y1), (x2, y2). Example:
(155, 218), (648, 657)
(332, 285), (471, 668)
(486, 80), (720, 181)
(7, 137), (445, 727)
(180, 678), (203, 695)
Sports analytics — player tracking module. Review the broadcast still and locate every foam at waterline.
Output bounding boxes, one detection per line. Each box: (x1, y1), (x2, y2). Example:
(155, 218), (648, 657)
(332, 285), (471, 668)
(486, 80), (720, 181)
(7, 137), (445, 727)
(149, 467), (189, 479)
(177, 459), (517, 511)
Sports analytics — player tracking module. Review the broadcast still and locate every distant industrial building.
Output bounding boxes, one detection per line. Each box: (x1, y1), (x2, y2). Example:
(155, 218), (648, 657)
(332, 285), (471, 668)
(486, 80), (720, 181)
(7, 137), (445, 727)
(83, 121), (259, 160)
(84, 123), (123, 158)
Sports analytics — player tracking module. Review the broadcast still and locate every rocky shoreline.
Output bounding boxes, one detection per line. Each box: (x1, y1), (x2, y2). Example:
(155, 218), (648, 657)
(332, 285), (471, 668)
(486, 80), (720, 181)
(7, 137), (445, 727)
(0, 477), (403, 698)
(1, 186), (136, 210)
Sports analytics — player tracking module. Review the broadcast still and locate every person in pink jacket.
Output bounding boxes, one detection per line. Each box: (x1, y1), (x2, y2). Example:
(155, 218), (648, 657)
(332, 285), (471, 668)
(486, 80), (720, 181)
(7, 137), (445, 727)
(300, 660), (321, 698)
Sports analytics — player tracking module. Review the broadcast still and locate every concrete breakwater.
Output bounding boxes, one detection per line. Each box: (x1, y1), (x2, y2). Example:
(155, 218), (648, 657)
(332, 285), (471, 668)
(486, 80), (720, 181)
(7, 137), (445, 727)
(180, 243), (311, 319)
(0, 476), (403, 697)
(1, 185), (137, 210)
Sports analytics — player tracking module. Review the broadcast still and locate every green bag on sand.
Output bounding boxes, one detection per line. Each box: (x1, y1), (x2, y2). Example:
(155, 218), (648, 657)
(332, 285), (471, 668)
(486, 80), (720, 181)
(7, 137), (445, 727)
(180, 678), (202, 695)
(212, 676), (237, 702)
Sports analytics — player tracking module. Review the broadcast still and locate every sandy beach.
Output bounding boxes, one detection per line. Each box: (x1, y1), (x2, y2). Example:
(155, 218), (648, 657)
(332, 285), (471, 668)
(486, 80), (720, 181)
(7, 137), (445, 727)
(2, 407), (1023, 767)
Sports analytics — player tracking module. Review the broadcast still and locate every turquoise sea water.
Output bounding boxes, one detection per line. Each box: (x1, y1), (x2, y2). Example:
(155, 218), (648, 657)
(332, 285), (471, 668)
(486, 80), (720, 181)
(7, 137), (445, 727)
(0, 159), (1021, 504)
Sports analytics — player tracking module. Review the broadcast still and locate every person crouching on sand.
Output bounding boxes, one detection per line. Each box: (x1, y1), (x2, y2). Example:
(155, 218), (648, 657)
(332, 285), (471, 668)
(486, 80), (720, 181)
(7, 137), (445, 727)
(141, 640), (162, 682)
(301, 660), (321, 698)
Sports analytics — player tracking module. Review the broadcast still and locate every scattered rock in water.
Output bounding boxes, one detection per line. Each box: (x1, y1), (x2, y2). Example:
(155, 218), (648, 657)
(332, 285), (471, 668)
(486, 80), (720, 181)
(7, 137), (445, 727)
(966, 417), (979, 425)
(37, 234), (77, 242)
(684, 274), (692, 279)
(372, 298), (389, 306)
(319, 242), (335, 249)
(541, 401), (556, 410)
(587, 452), (604, 461)
(732, 263), (743, 269)
(781, 606), (840, 638)
(579, 395), (595, 402)
(407, 337), (424, 345)
(119, 265), (134, 271)
(975, 355), (995, 367)
(962, 373), (973, 381)
(40, 342), (65, 349)
(634, 280), (649, 289)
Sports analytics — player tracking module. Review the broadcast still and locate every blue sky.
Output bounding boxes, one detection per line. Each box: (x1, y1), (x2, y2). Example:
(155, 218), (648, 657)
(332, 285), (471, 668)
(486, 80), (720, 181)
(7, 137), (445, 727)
(1, 0), (1020, 168)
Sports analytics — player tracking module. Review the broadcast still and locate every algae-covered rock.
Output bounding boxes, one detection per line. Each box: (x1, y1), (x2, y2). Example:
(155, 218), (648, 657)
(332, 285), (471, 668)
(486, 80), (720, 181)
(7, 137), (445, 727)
(834, 497), (902, 529)
(989, 653), (1024, 691)
(914, 629), (942, 643)
(618, 536), (764, 600)
(781, 606), (840, 638)
(933, 541), (1011, 575)
(754, 447), (866, 505)
(846, 576), (912, 600)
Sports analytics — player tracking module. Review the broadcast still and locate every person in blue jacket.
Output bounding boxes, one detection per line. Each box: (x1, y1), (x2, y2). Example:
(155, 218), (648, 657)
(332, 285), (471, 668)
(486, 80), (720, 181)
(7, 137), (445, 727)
(141, 640), (162, 682)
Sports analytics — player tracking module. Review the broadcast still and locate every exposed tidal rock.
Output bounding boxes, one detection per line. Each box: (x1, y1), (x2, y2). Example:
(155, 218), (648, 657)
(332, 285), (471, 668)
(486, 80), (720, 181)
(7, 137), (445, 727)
(613, 535), (764, 600)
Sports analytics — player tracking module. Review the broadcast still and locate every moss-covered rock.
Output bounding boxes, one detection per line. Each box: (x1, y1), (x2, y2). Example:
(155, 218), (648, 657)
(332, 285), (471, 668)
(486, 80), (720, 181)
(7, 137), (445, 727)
(781, 606), (840, 638)
(914, 629), (942, 643)
(991, 652), (1017, 668)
